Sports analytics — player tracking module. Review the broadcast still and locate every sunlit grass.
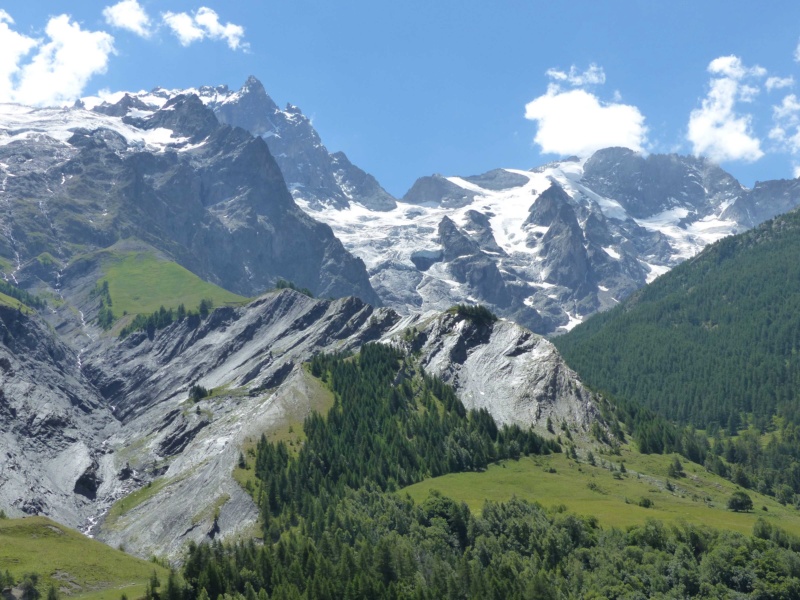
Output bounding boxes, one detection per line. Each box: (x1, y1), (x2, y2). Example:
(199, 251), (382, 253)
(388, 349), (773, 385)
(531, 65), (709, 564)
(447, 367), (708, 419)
(402, 450), (800, 536)
(98, 251), (248, 318)
(0, 516), (169, 598)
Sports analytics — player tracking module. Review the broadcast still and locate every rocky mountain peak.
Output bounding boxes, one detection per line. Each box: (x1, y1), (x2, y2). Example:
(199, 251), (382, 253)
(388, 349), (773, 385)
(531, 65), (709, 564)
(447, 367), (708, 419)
(403, 174), (477, 208)
(242, 74), (267, 94)
(438, 216), (481, 261)
(0, 91), (380, 308)
(92, 93), (151, 117)
(525, 182), (573, 228)
(583, 147), (743, 218)
(135, 93), (219, 142)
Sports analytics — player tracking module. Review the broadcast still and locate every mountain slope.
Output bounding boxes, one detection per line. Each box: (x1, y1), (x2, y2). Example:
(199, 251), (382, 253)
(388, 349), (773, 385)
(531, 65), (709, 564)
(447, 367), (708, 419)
(0, 94), (379, 310)
(0, 516), (170, 600)
(87, 293), (597, 559)
(0, 305), (119, 530)
(554, 206), (800, 430)
(0, 287), (593, 559)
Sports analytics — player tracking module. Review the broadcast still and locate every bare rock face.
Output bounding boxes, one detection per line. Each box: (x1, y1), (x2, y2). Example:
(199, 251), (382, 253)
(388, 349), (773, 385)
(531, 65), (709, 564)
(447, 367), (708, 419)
(389, 312), (598, 434)
(201, 76), (397, 212)
(581, 147), (742, 219)
(0, 306), (118, 528)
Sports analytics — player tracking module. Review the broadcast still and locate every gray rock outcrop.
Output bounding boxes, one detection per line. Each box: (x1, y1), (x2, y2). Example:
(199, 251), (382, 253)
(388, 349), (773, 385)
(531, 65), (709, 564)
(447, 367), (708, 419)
(391, 311), (598, 432)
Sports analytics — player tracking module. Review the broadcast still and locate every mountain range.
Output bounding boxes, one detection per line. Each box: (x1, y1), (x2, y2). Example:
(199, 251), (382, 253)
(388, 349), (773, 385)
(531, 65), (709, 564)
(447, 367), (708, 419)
(3, 75), (800, 569)
(85, 77), (800, 333)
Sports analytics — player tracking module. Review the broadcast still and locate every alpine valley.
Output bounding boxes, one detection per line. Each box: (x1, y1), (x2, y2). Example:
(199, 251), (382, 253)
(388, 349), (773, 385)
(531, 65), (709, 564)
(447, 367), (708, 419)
(4, 76), (800, 598)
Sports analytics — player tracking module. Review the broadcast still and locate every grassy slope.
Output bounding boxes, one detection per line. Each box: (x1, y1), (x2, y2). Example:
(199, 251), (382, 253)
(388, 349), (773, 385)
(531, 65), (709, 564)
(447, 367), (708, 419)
(0, 516), (169, 600)
(98, 251), (248, 318)
(0, 291), (30, 313)
(402, 449), (800, 536)
(103, 478), (170, 531)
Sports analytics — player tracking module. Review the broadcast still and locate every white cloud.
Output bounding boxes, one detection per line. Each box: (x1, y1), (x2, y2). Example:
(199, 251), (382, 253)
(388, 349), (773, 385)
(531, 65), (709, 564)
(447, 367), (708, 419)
(0, 13), (115, 106)
(708, 55), (766, 79)
(162, 11), (204, 46)
(739, 84), (760, 103)
(0, 10), (38, 102)
(686, 56), (765, 163)
(103, 0), (152, 38)
(162, 7), (246, 50)
(525, 87), (647, 156)
(545, 64), (605, 87)
(769, 94), (800, 155)
(766, 76), (794, 91)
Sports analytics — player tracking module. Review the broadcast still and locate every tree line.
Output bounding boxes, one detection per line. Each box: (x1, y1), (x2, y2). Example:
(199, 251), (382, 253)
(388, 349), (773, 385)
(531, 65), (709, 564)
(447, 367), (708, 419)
(119, 299), (214, 338)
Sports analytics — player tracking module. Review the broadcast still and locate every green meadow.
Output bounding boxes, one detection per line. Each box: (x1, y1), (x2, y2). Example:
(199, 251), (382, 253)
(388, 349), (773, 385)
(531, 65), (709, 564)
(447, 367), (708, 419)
(0, 516), (169, 600)
(402, 449), (800, 536)
(0, 291), (30, 312)
(97, 251), (248, 318)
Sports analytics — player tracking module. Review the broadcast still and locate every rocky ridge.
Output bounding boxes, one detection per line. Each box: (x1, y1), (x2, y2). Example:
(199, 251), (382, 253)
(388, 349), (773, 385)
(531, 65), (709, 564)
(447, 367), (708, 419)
(89, 76), (397, 213)
(0, 288), (599, 560)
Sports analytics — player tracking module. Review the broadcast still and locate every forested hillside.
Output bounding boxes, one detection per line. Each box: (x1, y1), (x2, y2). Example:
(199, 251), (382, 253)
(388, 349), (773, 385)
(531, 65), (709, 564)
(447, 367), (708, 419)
(555, 208), (800, 499)
(149, 344), (800, 599)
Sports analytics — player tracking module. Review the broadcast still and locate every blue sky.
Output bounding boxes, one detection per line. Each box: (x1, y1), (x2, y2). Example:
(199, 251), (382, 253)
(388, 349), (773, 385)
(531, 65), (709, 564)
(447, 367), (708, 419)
(3, 1), (800, 196)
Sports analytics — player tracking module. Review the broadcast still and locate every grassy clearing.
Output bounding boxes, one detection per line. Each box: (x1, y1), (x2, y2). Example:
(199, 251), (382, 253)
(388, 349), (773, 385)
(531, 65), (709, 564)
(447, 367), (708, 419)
(0, 291), (30, 313)
(0, 516), (169, 599)
(96, 251), (248, 318)
(402, 449), (800, 536)
(103, 478), (170, 530)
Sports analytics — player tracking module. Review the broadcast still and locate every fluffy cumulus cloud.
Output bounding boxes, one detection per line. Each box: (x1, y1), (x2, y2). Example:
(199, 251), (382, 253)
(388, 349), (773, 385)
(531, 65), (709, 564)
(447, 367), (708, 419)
(103, 0), (152, 38)
(525, 65), (647, 156)
(687, 55), (765, 163)
(0, 11), (114, 106)
(162, 7), (246, 50)
(0, 10), (38, 102)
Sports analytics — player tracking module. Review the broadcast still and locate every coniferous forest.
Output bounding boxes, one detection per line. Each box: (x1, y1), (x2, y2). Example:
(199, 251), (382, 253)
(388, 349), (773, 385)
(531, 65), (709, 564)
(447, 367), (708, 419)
(555, 209), (800, 502)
